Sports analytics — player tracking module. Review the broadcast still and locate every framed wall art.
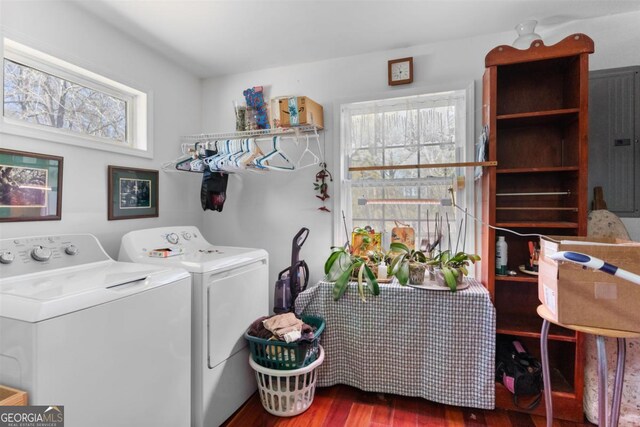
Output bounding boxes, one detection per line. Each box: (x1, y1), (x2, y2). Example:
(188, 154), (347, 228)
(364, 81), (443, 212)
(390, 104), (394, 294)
(0, 148), (63, 222)
(108, 166), (158, 220)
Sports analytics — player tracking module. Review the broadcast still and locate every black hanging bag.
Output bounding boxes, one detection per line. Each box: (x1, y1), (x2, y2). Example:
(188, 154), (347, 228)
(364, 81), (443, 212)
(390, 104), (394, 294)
(496, 337), (543, 410)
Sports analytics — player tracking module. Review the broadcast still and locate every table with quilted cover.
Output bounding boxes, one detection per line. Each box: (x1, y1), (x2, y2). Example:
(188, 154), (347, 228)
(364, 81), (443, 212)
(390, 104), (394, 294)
(295, 278), (496, 409)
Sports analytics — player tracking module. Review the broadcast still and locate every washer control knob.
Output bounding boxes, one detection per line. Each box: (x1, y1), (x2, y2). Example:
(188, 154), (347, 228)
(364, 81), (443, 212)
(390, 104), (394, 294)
(167, 233), (180, 245)
(182, 232), (192, 241)
(31, 246), (52, 262)
(64, 245), (79, 256)
(0, 251), (15, 264)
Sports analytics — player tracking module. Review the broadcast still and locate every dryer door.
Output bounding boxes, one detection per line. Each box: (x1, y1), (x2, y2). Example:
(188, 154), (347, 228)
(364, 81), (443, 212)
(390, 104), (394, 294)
(207, 258), (269, 368)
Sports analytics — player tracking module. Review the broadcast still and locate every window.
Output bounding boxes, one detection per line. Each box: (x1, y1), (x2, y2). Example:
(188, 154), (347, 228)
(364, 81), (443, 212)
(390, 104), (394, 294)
(340, 88), (473, 252)
(1, 39), (150, 157)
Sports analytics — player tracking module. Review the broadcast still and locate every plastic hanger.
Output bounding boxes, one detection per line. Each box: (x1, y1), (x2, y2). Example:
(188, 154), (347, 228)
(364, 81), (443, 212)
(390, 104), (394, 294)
(224, 139), (245, 170)
(296, 134), (320, 169)
(232, 139), (254, 170)
(241, 140), (267, 171)
(203, 140), (229, 171)
(255, 136), (295, 171)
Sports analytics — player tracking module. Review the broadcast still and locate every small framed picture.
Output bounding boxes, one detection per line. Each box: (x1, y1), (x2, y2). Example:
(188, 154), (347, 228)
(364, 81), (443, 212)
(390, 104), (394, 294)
(108, 166), (158, 220)
(0, 149), (63, 222)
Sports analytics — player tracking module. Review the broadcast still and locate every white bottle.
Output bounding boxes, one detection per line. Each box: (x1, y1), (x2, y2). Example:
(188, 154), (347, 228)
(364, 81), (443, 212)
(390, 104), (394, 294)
(496, 236), (508, 275)
(378, 262), (388, 280)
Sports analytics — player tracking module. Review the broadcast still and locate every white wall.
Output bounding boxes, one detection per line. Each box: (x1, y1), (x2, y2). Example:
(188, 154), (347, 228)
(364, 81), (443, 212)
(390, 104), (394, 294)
(200, 10), (640, 298)
(0, 0), (203, 257)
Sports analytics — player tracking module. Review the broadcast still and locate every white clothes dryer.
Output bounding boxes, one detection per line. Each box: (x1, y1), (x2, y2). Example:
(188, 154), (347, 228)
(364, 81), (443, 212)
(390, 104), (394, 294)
(118, 226), (269, 427)
(0, 234), (191, 427)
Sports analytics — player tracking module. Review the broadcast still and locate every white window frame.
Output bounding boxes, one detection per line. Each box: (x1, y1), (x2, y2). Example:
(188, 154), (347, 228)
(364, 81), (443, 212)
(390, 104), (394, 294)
(333, 82), (476, 256)
(1, 38), (152, 158)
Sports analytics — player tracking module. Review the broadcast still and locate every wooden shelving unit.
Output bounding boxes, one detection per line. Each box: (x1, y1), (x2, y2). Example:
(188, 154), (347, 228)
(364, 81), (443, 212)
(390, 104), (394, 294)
(481, 34), (594, 422)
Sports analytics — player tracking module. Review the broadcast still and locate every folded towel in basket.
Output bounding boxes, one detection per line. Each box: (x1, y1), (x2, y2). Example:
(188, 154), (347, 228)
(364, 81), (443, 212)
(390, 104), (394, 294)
(262, 313), (303, 338)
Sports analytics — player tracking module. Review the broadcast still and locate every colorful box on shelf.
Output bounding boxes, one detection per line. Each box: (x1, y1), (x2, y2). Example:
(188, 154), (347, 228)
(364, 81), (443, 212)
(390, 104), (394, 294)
(539, 236), (640, 333)
(278, 96), (324, 129)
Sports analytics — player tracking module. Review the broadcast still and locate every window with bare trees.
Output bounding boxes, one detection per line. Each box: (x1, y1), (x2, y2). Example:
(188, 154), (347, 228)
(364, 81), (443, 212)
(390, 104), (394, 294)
(4, 59), (127, 142)
(340, 89), (471, 249)
(2, 39), (149, 156)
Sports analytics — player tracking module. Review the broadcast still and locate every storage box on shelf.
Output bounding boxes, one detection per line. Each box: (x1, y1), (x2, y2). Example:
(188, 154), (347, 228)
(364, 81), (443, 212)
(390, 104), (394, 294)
(278, 96), (324, 129)
(539, 236), (640, 332)
(481, 34), (593, 422)
(0, 385), (27, 406)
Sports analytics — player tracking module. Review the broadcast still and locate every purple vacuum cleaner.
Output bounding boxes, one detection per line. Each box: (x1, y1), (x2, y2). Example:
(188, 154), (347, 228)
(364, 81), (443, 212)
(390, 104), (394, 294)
(273, 228), (310, 314)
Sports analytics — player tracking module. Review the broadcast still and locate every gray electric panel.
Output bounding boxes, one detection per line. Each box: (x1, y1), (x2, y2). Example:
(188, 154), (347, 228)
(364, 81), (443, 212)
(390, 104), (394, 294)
(589, 66), (640, 217)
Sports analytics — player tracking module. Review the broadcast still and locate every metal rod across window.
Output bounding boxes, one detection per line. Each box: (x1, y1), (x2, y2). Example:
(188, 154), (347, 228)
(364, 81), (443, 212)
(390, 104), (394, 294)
(348, 160), (497, 172)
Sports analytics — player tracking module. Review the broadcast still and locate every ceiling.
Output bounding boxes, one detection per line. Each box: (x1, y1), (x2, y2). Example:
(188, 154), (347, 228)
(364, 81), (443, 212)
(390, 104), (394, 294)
(76, 0), (640, 78)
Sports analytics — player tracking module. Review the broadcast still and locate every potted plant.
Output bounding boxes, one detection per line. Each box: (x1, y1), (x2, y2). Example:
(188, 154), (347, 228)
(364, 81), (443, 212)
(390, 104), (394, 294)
(351, 226), (382, 257)
(324, 246), (380, 302)
(388, 243), (428, 285)
(432, 250), (481, 291)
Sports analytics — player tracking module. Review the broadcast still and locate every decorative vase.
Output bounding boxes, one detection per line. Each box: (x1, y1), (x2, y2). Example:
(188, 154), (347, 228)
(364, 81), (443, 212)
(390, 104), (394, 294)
(409, 262), (426, 284)
(512, 20), (542, 49)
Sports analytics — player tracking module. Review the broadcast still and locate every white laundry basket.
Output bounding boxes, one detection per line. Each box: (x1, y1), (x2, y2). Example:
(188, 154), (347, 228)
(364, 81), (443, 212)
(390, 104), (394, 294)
(249, 345), (324, 417)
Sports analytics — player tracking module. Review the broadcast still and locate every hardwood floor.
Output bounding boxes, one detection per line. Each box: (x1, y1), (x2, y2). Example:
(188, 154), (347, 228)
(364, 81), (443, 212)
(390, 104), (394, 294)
(222, 385), (596, 427)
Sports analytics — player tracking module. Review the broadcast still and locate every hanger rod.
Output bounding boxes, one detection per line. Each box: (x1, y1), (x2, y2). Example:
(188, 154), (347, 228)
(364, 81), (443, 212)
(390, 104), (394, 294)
(348, 160), (497, 172)
(180, 125), (319, 142)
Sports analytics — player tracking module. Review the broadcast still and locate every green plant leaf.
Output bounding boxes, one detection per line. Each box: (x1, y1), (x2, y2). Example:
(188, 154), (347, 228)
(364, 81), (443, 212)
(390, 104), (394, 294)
(324, 249), (344, 275)
(389, 242), (410, 254)
(357, 263), (366, 302)
(389, 253), (402, 274)
(412, 251), (427, 263)
(326, 251), (351, 281)
(332, 264), (355, 301)
(363, 264), (380, 296)
(459, 265), (468, 276)
(396, 262), (410, 285)
(442, 266), (457, 292)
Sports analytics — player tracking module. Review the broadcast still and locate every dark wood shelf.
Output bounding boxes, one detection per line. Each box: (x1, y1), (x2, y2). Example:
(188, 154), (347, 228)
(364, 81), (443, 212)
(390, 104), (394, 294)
(496, 207), (578, 211)
(495, 221), (579, 229)
(497, 314), (577, 342)
(495, 274), (538, 283)
(496, 108), (580, 121)
(497, 166), (579, 174)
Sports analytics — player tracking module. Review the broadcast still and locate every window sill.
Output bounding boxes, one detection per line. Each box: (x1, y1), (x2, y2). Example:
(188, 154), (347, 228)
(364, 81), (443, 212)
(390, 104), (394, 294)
(0, 119), (153, 159)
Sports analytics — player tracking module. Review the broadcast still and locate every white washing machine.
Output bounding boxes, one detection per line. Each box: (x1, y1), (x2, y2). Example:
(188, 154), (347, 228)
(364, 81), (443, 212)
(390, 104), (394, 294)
(0, 234), (191, 427)
(118, 226), (269, 427)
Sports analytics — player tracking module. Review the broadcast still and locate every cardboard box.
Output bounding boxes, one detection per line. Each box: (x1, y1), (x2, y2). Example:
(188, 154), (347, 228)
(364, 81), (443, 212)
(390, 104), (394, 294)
(278, 96), (324, 129)
(149, 247), (184, 258)
(0, 384), (27, 406)
(538, 236), (640, 332)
